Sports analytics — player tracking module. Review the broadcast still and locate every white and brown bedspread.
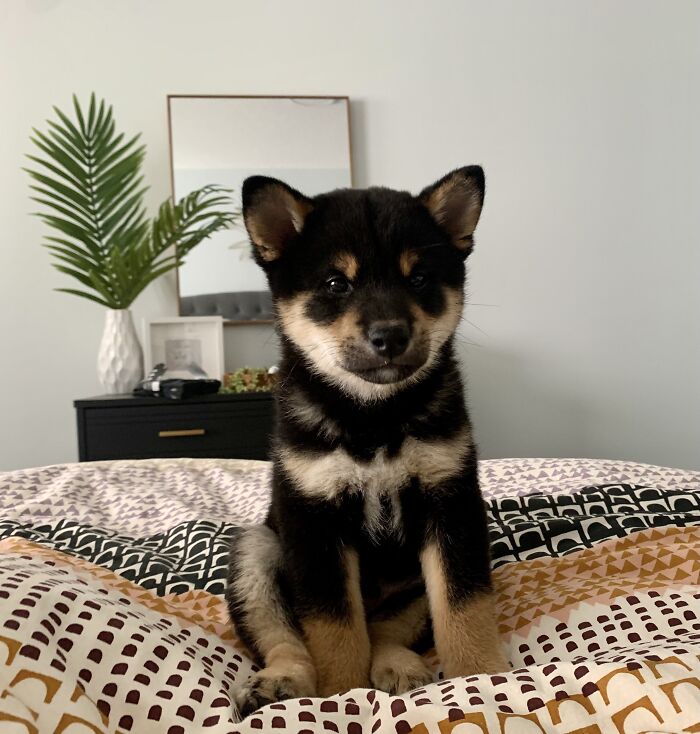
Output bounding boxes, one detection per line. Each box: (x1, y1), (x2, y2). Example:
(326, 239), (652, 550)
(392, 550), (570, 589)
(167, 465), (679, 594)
(0, 457), (699, 732)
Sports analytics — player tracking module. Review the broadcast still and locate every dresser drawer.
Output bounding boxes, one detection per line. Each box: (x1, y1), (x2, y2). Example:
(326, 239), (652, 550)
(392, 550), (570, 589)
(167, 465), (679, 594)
(75, 394), (274, 461)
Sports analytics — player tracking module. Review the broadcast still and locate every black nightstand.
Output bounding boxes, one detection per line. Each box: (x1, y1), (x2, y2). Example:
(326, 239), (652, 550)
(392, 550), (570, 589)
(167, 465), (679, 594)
(74, 393), (275, 462)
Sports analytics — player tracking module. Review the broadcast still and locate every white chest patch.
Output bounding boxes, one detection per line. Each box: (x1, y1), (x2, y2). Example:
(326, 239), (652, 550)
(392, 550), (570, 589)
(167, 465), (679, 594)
(362, 486), (404, 541)
(278, 427), (472, 526)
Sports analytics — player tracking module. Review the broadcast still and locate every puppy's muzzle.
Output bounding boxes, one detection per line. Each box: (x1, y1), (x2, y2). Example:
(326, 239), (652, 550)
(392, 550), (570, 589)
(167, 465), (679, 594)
(339, 319), (427, 384)
(367, 320), (410, 359)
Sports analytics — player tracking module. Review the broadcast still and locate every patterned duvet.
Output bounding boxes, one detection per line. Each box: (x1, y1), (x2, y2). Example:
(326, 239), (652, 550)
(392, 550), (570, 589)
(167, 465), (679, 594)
(0, 457), (699, 732)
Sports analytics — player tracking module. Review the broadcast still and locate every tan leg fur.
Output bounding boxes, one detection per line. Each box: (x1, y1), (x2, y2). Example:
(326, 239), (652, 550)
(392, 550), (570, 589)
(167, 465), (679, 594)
(301, 549), (371, 696)
(421, 543), (508, 678)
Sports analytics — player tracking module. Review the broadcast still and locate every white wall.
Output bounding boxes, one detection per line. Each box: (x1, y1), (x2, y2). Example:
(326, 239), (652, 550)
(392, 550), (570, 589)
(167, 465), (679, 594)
(1, 0), (698, 471)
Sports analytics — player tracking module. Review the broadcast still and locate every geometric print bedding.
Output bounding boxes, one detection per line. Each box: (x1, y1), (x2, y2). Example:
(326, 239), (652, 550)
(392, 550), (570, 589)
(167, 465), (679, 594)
(1, 483), (698, 595)
(489, 483), (700, 567)
(0, 457), (699, 733)
(0, 518), (234, 596)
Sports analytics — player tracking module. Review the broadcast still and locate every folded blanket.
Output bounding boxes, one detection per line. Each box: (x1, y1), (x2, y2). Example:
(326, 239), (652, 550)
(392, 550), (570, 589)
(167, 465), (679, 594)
(0, 457), (698, 732)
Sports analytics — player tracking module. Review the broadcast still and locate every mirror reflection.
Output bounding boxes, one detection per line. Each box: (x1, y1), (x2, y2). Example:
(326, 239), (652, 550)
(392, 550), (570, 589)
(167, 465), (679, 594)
(168, 95), (352, 322)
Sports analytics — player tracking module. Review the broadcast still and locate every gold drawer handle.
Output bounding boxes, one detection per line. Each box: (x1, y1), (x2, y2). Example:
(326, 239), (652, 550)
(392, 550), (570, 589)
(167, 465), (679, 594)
(158, 428), (206, 438)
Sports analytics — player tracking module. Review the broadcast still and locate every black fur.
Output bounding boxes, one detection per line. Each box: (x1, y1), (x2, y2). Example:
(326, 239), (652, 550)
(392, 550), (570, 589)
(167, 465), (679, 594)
(227, 167), (495, 686)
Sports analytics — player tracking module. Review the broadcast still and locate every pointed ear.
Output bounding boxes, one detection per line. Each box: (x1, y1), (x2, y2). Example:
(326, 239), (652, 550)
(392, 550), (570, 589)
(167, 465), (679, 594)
(419, 166), (485, 253)
(242, 176), (313, 263)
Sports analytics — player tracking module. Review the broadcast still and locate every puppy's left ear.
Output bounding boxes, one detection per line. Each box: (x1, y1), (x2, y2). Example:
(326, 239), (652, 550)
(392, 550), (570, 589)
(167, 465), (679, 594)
(242, 176), (314, 264)
(419, 166), (485, 254)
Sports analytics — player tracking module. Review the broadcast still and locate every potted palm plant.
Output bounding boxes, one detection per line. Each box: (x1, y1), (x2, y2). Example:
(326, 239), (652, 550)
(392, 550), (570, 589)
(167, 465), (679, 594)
(26, 94), (236, 393)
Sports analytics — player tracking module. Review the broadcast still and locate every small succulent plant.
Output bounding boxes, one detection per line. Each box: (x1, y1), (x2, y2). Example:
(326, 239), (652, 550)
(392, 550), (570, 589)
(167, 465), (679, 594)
(221, 367), (278, 394)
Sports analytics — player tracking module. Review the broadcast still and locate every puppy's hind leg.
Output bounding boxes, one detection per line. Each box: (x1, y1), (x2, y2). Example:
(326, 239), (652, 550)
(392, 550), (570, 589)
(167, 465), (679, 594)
(369, 593), (434, 695)
(226, 526), (316, 718)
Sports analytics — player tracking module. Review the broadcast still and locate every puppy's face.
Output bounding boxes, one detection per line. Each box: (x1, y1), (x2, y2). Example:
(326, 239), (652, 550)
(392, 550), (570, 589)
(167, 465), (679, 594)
(242, 167), (485, 400)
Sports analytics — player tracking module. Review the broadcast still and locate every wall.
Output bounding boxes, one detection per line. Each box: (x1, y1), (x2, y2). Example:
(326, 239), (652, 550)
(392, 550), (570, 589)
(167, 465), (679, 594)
(1, 0), (698, 471)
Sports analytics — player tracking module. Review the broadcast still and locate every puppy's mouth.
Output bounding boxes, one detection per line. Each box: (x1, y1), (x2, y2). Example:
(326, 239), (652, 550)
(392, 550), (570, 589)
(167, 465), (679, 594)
(352, 364), (420, 384)
(341, 357), (426, 384)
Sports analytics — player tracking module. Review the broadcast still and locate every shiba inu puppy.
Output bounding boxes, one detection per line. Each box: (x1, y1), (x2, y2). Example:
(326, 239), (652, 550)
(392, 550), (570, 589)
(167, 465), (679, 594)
(227, 166), (508, 717)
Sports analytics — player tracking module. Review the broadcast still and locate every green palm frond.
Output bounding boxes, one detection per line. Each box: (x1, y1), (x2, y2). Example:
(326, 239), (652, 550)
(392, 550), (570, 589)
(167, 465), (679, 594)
(26, 93), (236, 309)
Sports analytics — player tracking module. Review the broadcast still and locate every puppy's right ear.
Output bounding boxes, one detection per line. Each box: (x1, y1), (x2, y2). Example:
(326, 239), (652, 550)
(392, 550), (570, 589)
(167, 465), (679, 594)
(242, 176), (313, 264)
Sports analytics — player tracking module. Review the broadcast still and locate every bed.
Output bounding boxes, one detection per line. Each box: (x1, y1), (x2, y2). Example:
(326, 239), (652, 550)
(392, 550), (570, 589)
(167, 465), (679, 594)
(1, 457), (699, 732)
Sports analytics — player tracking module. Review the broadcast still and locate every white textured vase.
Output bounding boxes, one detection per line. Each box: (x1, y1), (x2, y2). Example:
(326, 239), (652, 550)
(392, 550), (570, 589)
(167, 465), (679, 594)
(97, 309), (144, 394)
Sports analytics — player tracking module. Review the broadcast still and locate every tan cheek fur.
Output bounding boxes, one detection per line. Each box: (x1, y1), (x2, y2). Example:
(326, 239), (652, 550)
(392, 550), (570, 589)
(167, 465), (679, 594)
(278, 295), (405, 402)
(300, 549), (370, 696)
(421, 543), (509, 678)
(278, 287), (464, 404)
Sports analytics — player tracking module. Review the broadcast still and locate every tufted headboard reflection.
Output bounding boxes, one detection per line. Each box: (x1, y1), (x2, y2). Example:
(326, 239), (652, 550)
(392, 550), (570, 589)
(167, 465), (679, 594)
(179, 290), (274, 323)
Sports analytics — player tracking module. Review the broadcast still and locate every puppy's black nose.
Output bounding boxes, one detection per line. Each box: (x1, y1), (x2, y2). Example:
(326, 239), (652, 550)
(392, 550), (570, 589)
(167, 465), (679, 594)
(368, 321), (410, 359)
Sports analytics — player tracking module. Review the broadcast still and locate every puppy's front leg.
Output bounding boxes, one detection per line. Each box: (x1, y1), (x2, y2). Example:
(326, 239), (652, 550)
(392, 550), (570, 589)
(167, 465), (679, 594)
(421, 542), (506, 678)
(297, 547), (370, 696)
(421, 466), (508, 678)
(276, 461), (370, 695)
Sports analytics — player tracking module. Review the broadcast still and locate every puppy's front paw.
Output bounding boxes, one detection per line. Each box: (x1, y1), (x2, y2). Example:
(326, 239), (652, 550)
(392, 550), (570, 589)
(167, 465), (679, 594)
(234, 670), (315, 719)
(371, 646), (434, 695)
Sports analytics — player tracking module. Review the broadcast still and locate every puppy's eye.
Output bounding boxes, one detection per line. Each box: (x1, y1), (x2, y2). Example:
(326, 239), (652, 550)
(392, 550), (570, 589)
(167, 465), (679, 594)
(409, 271), (428, 291)
(326, 274), (352, 295)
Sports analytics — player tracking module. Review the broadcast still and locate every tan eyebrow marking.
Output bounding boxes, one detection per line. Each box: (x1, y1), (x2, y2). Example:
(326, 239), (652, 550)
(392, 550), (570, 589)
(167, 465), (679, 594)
(332, 252), (359, 280)
(399, 250), (419, 277)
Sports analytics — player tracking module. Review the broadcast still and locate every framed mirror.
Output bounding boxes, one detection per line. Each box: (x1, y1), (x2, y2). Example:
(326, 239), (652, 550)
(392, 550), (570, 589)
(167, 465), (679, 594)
(167, 95), (353, 324)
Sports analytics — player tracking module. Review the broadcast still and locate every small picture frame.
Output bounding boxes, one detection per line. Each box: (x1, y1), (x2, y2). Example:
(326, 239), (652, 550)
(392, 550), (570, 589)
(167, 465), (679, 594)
(143, 316), (224, 380)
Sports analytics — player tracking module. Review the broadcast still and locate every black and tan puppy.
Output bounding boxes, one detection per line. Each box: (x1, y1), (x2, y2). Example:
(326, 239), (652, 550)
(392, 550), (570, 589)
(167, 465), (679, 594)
(227, 166), (508, 716)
